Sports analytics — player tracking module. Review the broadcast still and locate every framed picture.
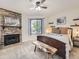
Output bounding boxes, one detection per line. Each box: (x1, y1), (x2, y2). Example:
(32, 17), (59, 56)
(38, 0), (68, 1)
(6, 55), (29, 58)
(57, 17), (66, 25)
(29, 18), (43, 35)
(4, 16), (20, 26)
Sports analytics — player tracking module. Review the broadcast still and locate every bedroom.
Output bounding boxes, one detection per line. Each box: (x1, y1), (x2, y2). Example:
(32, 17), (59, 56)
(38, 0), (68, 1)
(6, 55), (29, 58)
(0, 0), (79, 59)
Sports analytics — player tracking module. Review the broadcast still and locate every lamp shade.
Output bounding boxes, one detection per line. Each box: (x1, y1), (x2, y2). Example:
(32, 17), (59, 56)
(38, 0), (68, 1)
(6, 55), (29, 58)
(46, 27), (52, 33)
(73, 28), (79, 37)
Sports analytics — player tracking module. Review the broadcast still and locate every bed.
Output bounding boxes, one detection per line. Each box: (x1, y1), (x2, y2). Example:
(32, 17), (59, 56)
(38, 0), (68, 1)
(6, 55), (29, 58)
(37, 27), (73, 59)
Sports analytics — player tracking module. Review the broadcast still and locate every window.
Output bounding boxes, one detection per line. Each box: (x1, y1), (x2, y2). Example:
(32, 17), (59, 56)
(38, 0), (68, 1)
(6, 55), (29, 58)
(29, 18), (43, 35)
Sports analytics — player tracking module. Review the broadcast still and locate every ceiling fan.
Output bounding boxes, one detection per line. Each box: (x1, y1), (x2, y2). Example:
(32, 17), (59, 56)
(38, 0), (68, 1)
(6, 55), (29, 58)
(30, 0), (47, 10)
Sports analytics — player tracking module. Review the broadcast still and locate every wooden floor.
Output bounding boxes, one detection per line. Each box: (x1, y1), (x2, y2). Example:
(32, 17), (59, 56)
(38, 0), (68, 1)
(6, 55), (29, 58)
(0, 41), (78, 59)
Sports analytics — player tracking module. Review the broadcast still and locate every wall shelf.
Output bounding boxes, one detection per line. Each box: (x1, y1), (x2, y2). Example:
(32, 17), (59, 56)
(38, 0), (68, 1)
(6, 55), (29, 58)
(73, 19), (79, 21)
(71, 25), (79, 27)
(2, 26), (21, 29)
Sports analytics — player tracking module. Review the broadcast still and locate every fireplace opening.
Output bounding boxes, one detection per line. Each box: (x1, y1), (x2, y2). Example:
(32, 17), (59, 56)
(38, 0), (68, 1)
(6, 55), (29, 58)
(4, 34), (20, 46)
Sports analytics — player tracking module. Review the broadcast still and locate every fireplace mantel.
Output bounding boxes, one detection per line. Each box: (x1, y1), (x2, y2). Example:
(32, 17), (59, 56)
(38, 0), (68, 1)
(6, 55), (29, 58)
(0, 8), (22, 48)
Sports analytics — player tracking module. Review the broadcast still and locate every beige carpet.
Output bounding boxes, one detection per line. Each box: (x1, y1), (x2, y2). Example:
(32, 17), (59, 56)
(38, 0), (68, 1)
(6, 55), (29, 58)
(0, 41), (78, 59)
(70, 47), (79, 59)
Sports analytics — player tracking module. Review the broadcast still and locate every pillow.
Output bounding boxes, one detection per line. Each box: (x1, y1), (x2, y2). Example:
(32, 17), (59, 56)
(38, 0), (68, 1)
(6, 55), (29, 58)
(59, 27), (68, 34)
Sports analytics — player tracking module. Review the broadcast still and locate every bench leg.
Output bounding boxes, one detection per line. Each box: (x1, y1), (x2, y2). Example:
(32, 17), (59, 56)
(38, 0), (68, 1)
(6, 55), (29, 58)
(47, 54), (50, 59)
(48, 53), (53, 59)
(34, 45), (37, 52)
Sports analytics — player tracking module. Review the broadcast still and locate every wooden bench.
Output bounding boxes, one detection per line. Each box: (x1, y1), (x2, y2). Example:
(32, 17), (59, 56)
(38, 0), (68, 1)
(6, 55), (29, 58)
(33, 41), (57, 59)
(37, 36), (66, 59)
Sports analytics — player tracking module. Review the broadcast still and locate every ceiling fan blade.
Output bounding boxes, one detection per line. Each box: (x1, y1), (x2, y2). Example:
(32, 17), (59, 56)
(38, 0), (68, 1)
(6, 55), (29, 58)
(41, 0), (46, 3)
(40, 6), (47, 9)
(36, 1), (41, 6)
(29, 0), (32, 1)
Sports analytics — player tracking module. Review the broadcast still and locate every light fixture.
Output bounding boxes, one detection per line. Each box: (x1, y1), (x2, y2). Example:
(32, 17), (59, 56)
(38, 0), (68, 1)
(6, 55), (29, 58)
(46, 27), (52, 34)
(76, 29), (79, 37)
(30, 0), (47, 11)
(73, 28), (79, 37)
(36, 7), (41, 11)
(30, 6), (41, 11)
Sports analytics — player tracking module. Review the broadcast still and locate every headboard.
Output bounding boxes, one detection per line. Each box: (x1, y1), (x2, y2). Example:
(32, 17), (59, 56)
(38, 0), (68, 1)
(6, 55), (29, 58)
(52, 27), (70, 34)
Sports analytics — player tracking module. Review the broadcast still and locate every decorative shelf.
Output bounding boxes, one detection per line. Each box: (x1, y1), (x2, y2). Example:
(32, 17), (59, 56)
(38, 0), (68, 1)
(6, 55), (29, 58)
(71, 25), (79, 27)
(73, 19), (79, 21)
(2, 26), (21, 29)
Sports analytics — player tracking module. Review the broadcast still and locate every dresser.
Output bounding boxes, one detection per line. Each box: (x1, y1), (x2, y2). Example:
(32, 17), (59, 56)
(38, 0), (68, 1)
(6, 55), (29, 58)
(73, 37), (79, 47)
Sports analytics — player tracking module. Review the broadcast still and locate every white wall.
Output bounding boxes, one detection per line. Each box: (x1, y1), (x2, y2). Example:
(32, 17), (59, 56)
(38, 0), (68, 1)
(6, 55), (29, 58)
(0, 0), (21, 13)
(22, 13), (49, 42)
(48, 8), (79, 27)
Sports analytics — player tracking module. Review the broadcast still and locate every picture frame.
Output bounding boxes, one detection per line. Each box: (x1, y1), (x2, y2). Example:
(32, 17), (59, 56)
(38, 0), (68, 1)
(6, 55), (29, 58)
(4, 16), (20, 26)
(29, 18), (43, 35)
(57, 17), (66, 25)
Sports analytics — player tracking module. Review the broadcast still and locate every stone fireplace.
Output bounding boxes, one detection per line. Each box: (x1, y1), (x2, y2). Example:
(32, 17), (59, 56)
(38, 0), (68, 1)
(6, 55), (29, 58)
(4, 34), (20, 46)
(2, 27), (22, 46)
(0, 8), (22, 48)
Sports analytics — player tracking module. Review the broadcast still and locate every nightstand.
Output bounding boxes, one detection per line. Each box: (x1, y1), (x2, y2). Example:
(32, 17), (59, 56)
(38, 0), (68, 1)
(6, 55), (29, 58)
(73, 37), (79, 47)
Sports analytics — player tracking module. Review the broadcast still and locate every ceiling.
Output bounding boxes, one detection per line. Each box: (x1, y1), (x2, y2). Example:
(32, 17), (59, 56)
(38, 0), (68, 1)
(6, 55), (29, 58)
(0, 0), (79, 16)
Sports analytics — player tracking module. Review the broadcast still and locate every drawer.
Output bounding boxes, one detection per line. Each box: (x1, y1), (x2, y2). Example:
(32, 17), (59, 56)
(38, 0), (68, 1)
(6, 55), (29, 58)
(74, 41), (79, 47)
